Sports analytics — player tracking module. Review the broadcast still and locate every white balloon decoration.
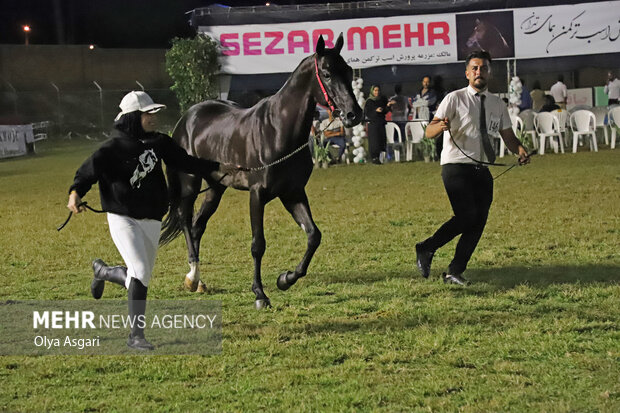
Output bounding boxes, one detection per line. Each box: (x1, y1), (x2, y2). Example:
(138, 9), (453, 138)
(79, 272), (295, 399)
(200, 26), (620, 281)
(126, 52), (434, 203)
(508, 76), (523, 116)
(351, 77), (367, 163)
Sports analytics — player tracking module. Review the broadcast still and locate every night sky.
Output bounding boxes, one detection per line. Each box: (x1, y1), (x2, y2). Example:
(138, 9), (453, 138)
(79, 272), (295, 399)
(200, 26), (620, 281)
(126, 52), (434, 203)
(2, 0), (349, 48)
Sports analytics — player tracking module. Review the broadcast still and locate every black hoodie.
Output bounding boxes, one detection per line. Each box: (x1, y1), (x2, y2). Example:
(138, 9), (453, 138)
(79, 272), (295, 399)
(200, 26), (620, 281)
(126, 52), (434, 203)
(69, 130), (219, 220)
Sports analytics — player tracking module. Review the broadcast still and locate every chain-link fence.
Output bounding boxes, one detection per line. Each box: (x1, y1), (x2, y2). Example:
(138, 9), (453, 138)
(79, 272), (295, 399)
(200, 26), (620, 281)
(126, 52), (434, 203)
(0, 86), (183, 137)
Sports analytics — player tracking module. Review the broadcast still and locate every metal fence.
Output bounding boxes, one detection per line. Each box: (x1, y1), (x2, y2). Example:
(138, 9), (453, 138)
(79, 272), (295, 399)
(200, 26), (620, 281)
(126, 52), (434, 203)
(0, 85), (182, 136)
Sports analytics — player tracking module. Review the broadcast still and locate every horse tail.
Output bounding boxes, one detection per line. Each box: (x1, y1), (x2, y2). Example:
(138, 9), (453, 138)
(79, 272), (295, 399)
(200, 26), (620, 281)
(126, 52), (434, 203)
(159, 167), (184, 246)
(160, 113), (194, 246)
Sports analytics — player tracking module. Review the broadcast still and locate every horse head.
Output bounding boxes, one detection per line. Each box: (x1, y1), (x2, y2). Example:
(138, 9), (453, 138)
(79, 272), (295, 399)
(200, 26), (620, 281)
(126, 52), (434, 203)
(466, 18), (485, 48)
(313, 34), (363, 127)
(466, 18), (510, 54)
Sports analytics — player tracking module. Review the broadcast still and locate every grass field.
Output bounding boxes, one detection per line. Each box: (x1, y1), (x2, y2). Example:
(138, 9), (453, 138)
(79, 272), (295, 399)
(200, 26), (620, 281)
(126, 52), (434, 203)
(0, 138), (619, 412)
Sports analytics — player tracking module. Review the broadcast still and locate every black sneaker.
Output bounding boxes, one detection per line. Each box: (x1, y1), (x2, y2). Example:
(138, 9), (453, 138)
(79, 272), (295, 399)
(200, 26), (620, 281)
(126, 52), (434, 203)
(443, 272), (468, 286)
(127, 335), (154, 351)
(90, 259), (106, 299)
(415, 243), (434, 278)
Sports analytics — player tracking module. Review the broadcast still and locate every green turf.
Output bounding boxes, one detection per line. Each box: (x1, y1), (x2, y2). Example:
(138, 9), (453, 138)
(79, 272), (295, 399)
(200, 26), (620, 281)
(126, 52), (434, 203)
(0, 139), (619, 412)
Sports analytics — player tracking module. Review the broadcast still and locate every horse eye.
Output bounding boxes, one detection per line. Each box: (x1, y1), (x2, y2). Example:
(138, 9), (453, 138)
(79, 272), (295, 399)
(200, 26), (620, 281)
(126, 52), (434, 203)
(323, 72), (331, 80)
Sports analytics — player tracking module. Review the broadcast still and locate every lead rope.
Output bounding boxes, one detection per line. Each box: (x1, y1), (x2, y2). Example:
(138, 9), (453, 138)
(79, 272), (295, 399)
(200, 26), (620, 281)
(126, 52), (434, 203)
(57, 201), (105, 231)
(432, 120), (534, 180)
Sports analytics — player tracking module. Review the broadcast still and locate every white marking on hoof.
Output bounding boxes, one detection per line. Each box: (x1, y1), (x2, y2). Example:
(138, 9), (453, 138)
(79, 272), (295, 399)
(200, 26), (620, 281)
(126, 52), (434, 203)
(300, 223), (306, 232)
(186, 262), (200, 282)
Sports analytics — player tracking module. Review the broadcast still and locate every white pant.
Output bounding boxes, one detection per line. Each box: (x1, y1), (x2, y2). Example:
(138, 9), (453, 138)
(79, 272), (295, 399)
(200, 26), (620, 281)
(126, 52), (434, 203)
(107, 213), (161, 289)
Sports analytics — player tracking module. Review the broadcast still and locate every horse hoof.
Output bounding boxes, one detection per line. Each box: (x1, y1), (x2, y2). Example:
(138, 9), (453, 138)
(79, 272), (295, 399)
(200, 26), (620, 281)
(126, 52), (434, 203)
(184, 277), (199, 292)
(196, 281), (207, 293)
(277, 271), (296, 291)
(255, 299), (271, 310)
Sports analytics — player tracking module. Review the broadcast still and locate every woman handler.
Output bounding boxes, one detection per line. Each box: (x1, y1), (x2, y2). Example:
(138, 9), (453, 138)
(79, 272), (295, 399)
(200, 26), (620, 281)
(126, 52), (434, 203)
(67, 91), (231, 350)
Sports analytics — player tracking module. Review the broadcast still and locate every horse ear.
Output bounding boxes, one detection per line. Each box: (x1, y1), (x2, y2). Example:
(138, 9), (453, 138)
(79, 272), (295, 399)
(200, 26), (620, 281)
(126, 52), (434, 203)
(316, 35), (325, 55)
(335, 33), (344, 53)
(475, 18), (481, 25)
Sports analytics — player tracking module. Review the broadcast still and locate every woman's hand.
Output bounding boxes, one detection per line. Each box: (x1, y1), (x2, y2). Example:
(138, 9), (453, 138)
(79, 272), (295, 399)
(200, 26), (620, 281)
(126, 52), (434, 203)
(67, 191), (84, 214)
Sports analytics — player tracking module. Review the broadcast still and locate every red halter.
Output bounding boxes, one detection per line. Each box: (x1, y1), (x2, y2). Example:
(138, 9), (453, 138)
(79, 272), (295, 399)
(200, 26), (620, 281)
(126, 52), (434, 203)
(314, 56), (336, 113)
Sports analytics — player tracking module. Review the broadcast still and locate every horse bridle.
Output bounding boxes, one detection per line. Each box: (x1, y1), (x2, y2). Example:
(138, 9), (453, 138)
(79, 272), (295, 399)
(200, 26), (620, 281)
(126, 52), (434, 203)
(314, 56), (339, 116)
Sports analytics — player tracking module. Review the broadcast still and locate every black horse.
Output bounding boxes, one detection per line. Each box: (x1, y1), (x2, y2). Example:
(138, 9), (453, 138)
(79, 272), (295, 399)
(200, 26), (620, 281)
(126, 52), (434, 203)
(160, 35), (363, 308)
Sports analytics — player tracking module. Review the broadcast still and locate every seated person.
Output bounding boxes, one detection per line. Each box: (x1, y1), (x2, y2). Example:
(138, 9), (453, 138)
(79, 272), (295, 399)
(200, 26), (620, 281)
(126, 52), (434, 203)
(320, 110), (346, 163)
(539, 95), (560, 112)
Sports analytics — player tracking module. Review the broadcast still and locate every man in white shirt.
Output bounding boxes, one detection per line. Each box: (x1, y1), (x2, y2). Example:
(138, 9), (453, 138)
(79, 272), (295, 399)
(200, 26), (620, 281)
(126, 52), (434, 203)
(549, 75), (568, 109)
(604, 71), (620, 106)
(415, 50), (530, 285)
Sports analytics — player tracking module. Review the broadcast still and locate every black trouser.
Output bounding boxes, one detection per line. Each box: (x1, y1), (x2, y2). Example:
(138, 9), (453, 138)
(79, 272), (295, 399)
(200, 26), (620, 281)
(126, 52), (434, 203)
(418, 163), (493, 275)
(367, 121), (387, 160)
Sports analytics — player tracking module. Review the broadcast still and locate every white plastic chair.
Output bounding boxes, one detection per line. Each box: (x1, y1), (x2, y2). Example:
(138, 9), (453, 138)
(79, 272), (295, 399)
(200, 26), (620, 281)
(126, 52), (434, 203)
(405, 121), (426, 161)
(500, 115), (524, 158)
(385, 122), (403, 162)
(551, 109), (569, 147)
(609, 106), (620, 149)
(569, 110), (597, 153)
(518, 109), (538, 150)
(590, 106), (609, 145)
(534, 112), (564, 155)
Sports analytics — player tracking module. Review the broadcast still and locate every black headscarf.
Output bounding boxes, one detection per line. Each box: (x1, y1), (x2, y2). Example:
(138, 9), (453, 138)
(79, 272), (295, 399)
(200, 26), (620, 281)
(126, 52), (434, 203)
(113, 111), (146, 140)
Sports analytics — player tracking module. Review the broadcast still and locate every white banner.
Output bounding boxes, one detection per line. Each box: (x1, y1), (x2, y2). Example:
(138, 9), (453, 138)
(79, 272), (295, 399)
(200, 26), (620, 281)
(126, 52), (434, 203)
(514, 2), (620, 59)
(0, 125), (33, 159)
(200, 13), (457, 74)
(567, 88), (594, 109)
(200, 1), (619, 75)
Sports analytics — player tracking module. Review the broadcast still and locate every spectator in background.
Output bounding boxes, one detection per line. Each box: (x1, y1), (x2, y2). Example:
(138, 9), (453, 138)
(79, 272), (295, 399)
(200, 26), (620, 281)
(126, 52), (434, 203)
(389, 84), (411, 140)
(530, 81), (545, 112)
(310, 110), (321, 138)
(540, 94), (560, 112)
(518, 83), (532, 111)
(320, 109), (347, 163)
(416, 75), (439, 119)
(550, 75), (568, 109)
(364, 85), (393, 164)
(604, 71), (620, 106)
(416, 75), (441, 158)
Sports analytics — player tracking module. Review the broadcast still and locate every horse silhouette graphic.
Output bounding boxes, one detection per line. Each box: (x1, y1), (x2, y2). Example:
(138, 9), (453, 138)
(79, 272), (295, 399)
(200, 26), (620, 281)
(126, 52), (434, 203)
(129, 149), (157, 188)
(464, 18), (512, 58)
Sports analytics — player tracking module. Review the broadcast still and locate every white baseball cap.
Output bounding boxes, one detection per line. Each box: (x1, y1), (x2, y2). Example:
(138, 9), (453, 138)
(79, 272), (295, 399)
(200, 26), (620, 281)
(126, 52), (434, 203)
(115, 91), (166, 121)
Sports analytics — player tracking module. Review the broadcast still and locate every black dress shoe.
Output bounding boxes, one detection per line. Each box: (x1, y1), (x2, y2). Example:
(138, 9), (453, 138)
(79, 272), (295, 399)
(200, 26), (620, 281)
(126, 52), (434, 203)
(127, 335), (154, 351)
(415, 243), (434, 278)
(443, 272), (468, 286)
(91, 259), (106, 299)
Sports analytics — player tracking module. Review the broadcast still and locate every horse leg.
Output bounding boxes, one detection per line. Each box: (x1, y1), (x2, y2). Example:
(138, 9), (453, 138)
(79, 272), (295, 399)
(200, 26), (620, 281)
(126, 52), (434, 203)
(186, 185), (226, 292)
(276, 190), (321, 291)
(249, 188), (270, 309)
(177, 174), (202, 291)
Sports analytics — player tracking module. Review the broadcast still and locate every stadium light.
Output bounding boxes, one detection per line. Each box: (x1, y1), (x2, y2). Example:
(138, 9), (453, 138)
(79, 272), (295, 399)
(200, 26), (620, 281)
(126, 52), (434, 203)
(22, 25), (30, 46)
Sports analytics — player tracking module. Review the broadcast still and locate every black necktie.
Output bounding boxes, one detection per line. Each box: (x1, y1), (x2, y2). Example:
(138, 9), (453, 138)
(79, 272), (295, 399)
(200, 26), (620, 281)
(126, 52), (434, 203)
(478, 94), (496, 164)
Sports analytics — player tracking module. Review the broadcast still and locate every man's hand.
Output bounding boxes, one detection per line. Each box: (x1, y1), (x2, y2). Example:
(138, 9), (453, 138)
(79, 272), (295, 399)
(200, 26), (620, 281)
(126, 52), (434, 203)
(425, 117), (449, 138)
(517, 146), (531, 165)
(67, 191), (84, 214)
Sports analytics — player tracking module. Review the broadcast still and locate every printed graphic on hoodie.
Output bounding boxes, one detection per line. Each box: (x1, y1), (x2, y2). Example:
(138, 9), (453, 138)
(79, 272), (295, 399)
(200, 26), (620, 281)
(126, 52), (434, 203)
(130, 149), (158, 188)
